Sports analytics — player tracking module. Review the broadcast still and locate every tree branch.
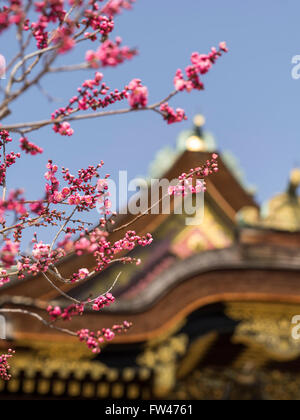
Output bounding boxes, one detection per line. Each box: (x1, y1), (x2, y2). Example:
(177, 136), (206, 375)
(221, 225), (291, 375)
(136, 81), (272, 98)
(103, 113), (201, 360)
(0, 308), (77, 336)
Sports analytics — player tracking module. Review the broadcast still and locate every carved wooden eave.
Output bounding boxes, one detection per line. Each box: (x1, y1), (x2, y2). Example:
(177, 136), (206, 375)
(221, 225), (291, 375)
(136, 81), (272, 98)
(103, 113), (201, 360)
(2, 235), (300, 346)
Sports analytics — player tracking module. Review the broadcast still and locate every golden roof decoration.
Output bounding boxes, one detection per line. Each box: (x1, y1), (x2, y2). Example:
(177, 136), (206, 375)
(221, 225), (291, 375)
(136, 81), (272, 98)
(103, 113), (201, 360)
(238, 168), (300, 232)
(177, 114), (217, 153)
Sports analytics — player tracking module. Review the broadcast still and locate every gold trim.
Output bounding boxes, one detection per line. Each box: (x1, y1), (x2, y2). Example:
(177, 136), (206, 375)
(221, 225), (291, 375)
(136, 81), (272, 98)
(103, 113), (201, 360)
(226, 301), (300, 361)
(177, 332), (218, 379)
(137, 333), (188, 398)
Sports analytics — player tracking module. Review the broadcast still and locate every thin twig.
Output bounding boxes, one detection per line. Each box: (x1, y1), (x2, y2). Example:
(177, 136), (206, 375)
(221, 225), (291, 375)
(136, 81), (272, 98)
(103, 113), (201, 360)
(41, 272), (81, 305)
(0, 308), (77, 336)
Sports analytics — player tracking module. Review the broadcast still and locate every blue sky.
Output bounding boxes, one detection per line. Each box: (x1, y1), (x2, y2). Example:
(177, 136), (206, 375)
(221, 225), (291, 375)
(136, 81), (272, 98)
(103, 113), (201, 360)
(1, 0), (300, 212)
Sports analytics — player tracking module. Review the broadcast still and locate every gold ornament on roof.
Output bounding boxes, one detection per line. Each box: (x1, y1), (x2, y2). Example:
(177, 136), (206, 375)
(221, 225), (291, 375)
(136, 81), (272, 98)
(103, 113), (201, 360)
(186, 135), (205, 152)
(193, 114), (206, 127)
(290, 168), (300, 187)
(238, 168), (300, 232)
(186, 114), (206, 152)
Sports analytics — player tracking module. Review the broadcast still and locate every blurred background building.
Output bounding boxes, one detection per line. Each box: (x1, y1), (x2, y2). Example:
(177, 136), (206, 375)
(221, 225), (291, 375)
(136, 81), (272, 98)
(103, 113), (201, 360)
(1, 116), (300, 400)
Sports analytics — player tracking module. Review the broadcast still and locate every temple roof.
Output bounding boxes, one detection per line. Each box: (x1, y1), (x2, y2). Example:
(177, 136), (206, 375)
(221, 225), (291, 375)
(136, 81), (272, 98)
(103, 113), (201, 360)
(3, 123), (300, 401)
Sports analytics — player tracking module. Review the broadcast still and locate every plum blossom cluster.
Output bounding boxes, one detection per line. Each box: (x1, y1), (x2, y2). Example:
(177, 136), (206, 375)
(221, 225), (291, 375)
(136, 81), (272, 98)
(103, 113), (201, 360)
(77, 321), (132, 354)
(86, 37), (137, 68)
(1, 239), (19, 269)
(128, 79), (148, 108)
(168, 179), (206, 197)
(47, 293), (115, 323)
(102, 0), (136, 16)
(18, 242), (64, 276)
(44, 160), (60, 202)
(53, 121), (74, 136)
(17, 0), (137, 52)
(72, 229), (153, 272)
(0, 0), (135, 53)
(117, 256), (141, 266)
(0, 1), (23, 34)
(52, 72), (129, 136)
(92, 292), (115, 311)
(0, 130), (12, 147)
(70, 268), (90, 283)
(52, 42), (228, 132)
(44, 159), (104, 212)
(168, 154), (219, 197)
(47, 303), (84, 322)
(83, 13), (114, 41)
(52, 25), (76, 54)
(32, 241), (51, 260)
(0, 190), (26, 225)
(96, 177), (114, 220)
(0, 152), (20, 186)
(28, 18), (48, 50)
(0, 152), (156, 281)
(19, 137), (43, 156)
(62, 162), (106, 212)
(0, 349), (15, 381)
(29, 0), (67, 49)
(174, 42), (228, 93)
(160, 103), (187, 125)
(0, 270), (10, 288)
